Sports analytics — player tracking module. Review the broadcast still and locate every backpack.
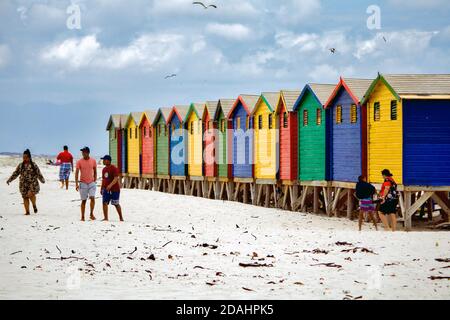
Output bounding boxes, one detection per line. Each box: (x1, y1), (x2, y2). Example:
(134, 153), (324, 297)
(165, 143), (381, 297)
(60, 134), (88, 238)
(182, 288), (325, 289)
(385, 178), (399, 200)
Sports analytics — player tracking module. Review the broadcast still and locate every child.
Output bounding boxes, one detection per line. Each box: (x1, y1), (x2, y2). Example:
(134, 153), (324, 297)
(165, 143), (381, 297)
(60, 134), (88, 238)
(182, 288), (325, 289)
(100, 155), (124, 222)
(355, 175), (378, 231)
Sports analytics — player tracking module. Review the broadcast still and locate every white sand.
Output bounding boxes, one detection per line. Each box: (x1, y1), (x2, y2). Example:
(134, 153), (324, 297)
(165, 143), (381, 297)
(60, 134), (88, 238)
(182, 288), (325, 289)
(0, 155), (449, 300)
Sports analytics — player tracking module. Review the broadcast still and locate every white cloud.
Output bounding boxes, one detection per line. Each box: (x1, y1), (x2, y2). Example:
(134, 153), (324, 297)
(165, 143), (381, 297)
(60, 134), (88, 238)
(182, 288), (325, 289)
(354, 30), (438, 60)
(308, 64), (355, 83)
(40, 34), (185, 71)
(206, 23), (251, 41)
(277, 0), (321, 24)
(0, 44), (11, 69)
(275, 30), (351, 54)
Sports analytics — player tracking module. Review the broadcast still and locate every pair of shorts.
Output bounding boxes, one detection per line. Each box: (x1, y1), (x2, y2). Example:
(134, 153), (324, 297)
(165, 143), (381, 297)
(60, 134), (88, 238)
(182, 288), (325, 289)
(102, 189), (120, 205)
(379, 199), (398, 214)
(360, 198), (376, 212)
(59, 163), (71, 180)
(79, 182), (96, 201)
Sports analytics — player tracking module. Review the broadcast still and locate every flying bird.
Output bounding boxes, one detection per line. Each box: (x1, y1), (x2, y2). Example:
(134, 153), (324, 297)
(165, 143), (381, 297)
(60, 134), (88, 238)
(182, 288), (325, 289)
(164, 74), (177, 79)
(382, 36), (387, 43)
(193, 2), (217, 9)
(329, 48), (336, 54)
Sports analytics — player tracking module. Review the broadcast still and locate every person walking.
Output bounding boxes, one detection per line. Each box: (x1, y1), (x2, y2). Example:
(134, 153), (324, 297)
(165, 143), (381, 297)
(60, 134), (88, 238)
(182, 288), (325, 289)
(100, 155), (124, 222)
(6, 149), (45, 215)
(378, 169), (399, 231)
(355, 175), (378, 231)
(75, 147), (97, 221)
(56, 145), (74, 190)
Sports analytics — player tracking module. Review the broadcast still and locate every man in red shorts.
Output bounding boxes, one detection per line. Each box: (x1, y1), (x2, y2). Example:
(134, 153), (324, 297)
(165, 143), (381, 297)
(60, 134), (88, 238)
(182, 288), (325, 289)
(100, 155), (124, 222)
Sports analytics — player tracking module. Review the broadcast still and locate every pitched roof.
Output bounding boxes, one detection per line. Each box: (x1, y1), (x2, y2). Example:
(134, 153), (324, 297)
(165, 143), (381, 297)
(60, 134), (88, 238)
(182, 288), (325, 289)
(185, 103), (204, 122)
(106, 114), (121, 130)
(293, 84), (335, 111)
(120, 114), (129, 128)
(279, 90), (301, 112)
(168, 105), (190, 123)
(325, 78), (373, 108)
(308, 84), (336, 105)
(214, 99), (235, 120)
(252, 92), (279, 115)
(142, 110), (157, 125)
(362, 74), (450, 104)
(152, 107), (172, 126)
(127, 112), (143, 127)
(228, 94), (260, 118)
(204, 101), (219, 119)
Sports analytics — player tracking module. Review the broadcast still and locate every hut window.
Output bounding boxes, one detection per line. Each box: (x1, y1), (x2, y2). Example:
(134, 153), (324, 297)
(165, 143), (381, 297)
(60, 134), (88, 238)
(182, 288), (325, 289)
(374, 102), (381, 122)
(143, 127), (146, 137)
(350, 104), (357, 124)
(316, 109), (322, 125)
(135, 127), (138, 139)
(283, 112), (288, 128)
(246, 116), (249, 130)
(149, 127), (152, 138)
(336, 105), (342, 124)
(390, 100), (398, 120)
(236, 117), (241, 130)
(114, 130), (117, 139)
(190, 121), (194, 135)
(164, 125), (167, 136)
(258, 115), (263, 129)
(268, 114), (273, 129)
(303, 110), (309, 126)
(129, 128), (132, 138)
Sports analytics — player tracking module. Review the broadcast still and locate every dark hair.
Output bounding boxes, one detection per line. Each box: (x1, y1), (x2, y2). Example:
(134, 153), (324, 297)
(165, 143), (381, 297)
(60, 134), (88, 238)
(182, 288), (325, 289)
(358, 175), (366, 182)
(22, 149), (37, 174)
(63, 145), (68, 151)
(381, 169), (393, 177)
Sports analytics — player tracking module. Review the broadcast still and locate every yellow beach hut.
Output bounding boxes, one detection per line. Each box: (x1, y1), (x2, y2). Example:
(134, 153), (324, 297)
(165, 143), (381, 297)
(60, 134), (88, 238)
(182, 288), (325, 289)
(125, 112), (144, 176)
(185, 103), (204, 178)
(251, 92), (280, 180)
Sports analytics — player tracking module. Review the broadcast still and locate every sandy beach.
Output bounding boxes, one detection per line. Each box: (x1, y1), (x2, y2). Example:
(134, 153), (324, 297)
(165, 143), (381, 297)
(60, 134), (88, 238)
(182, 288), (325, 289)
(0, 155), (449, 300)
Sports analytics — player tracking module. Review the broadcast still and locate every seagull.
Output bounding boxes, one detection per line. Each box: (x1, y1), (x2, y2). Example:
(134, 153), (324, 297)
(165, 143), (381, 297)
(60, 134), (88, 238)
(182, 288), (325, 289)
(193, 2), (217, 9)
(329, 48), (336, 54)
(382, 36), (387, 42)
(164, 74), (177, 79)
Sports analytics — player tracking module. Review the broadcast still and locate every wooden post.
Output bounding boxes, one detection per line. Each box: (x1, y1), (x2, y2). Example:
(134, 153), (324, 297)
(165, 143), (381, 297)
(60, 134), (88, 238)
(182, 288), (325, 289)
(347, 189), (353, 220)
(313, 187), (319, 214)
(404, 191), (412, 231)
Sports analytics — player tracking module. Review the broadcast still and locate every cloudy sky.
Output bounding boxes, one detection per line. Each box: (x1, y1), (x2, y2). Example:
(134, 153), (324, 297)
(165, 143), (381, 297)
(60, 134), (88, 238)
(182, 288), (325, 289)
(0, 0), (449, 156)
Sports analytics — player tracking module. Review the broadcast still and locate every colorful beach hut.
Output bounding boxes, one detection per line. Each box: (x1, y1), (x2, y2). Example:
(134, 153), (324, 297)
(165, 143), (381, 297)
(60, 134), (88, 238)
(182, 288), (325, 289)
(202, 101), (219, 178)
(140, 110), (157, 176)
(252, 92), (279, 180)
(324, 78), (372, 183)
(276, 90), (301, 181)
(228, 95), (259, 179)
(152, 107), (172, 177)
(361, 74), (450, 186)
(167, 105), (189, 178)
(214, 99), (235, 179)
(185, 103), (204, 178)
(106, 114), (121, 168)
(119, 114), (128, 174)
(125, 112), (144, 176)
(293, 84), (335, 181)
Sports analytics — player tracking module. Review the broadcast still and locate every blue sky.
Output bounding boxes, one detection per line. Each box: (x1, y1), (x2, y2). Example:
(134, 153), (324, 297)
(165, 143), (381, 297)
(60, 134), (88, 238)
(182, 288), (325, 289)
(0, 0), (449, 156)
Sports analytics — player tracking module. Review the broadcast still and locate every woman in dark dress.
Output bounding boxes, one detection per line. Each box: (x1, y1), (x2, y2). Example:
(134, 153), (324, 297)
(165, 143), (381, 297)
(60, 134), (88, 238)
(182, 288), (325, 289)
(6, 149), (45, 215)
(378, 169), (399, 231)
